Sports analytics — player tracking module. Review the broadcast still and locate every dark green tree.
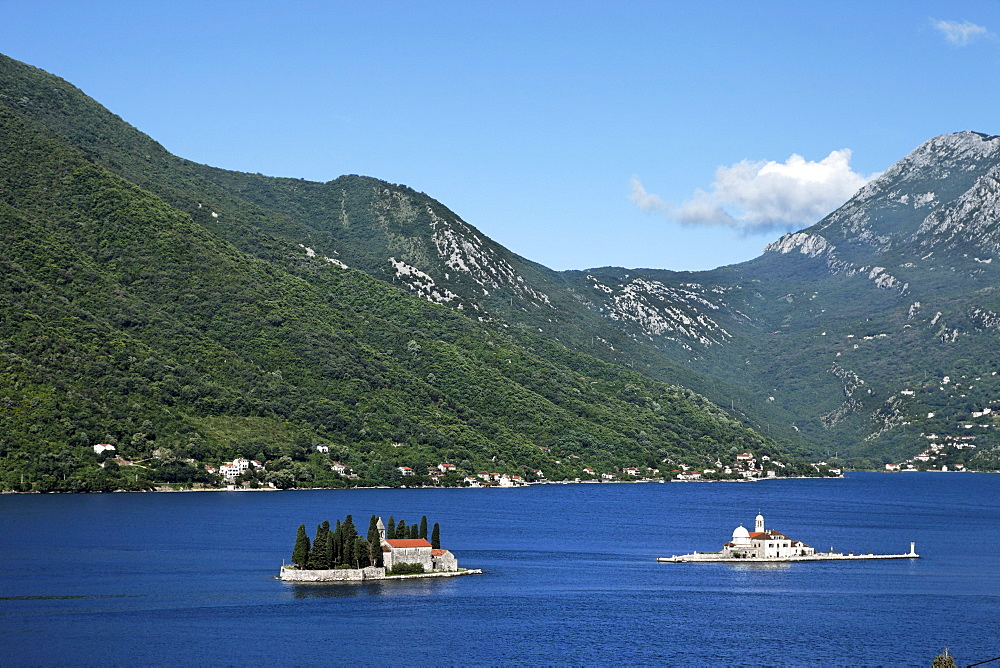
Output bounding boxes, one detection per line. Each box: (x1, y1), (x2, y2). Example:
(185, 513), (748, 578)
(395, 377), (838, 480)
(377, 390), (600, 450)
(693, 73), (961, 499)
(387, 516), (396, 540)
(333, 519), (343, 565)
(337, 515), (358, 566)
(309, 521), (331, 569)
(354, 537), (371, 568)
(292, 524), (310, 567)
(419, 515), (428, 539)
(367, 515), (383, 567)
(431, 522), (440, 550)
(396, 519), (406, 538)
(409, 523), (419, 539)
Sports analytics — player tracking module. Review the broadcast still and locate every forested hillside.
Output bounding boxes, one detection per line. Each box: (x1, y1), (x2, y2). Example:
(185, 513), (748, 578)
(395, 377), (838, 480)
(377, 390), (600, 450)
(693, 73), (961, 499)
(6, 51), (995, 488)
(0, 54), (796, 491)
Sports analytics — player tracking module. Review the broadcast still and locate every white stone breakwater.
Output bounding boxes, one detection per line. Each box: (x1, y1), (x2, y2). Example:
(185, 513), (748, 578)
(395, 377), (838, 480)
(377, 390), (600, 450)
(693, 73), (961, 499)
(658, 545), (919, 563)
(278, 565), (483, 582)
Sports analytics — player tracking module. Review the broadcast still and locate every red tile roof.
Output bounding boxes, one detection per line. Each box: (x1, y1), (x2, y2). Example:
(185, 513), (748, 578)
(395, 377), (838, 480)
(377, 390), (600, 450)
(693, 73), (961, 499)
(386, 538), (432, 548)
(431, 549), (448, 556)
(750, 530), (788, 540)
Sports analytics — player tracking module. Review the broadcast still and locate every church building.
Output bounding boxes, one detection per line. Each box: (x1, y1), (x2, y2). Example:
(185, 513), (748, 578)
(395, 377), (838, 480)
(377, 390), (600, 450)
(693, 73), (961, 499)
(723, 513), (815, 559)
(376, 517), (459, 573)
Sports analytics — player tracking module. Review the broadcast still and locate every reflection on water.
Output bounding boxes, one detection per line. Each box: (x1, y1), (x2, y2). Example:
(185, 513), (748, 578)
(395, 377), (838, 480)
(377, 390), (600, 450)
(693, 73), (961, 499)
(726, 562), (791, 571)
(287, 578), (452, 599)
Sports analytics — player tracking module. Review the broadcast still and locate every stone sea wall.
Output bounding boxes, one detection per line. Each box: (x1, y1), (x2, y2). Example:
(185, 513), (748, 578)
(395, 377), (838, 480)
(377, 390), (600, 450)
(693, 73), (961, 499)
(279, 566), (385, 582)
(278, 565), (482, 582)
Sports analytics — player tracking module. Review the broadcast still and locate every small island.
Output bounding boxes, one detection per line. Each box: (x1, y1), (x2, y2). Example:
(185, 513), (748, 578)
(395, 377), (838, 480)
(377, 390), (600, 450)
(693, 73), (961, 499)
(658, 513), (920, 563)
(279, 514), (481, 582)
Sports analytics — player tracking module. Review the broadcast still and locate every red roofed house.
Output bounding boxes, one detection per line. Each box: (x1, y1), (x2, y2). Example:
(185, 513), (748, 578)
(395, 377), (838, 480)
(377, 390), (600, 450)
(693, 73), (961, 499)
(376, 518), (458, 573)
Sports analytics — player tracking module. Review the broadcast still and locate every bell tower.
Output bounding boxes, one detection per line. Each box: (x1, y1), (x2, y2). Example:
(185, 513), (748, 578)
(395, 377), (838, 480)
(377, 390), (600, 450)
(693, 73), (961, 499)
(755, 513), (765, 533)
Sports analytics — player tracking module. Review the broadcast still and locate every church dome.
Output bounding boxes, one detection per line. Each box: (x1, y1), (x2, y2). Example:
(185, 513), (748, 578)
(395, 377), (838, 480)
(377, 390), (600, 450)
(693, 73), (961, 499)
(732, 525), (750, 546)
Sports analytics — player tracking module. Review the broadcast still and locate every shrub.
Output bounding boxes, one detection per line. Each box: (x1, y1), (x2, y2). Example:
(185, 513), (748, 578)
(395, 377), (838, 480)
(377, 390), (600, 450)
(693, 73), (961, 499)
(388, 562), (425, 575)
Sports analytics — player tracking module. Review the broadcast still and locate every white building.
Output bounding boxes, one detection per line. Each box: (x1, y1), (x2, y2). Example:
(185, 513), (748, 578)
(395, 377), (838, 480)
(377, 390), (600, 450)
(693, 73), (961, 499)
(722, 514), (815, 559)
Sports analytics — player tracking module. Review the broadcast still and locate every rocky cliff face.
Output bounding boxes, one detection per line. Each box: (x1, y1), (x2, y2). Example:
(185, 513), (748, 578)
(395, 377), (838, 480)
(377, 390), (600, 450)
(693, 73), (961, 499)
(569, 132), (1000, 465)
(766, 132), (1000, 265)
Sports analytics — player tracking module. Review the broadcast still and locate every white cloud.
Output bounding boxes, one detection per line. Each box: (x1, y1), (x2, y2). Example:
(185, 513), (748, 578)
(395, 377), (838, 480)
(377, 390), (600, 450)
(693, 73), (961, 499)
(627, 176), (671, 213)
(630, 149), (876, 234)
(931, 19), (990, 46)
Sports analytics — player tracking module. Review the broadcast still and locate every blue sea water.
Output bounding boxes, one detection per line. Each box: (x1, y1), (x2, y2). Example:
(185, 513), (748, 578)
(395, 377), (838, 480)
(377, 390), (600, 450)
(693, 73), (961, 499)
(1, 472), (998, 666)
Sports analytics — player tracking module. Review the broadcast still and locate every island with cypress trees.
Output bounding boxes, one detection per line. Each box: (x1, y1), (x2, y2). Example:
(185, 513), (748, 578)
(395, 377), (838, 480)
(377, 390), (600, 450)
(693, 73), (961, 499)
(279, 514), (481, 582)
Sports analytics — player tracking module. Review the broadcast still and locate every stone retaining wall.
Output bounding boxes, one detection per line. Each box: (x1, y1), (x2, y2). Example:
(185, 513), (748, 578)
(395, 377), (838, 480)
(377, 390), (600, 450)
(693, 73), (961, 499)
(278, 566), (483, 582)
(279, 566), (385, 582)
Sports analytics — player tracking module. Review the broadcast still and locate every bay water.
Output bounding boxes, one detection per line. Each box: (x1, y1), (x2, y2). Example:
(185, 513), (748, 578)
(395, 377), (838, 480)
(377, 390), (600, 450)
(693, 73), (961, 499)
(1, 472), (998, 666)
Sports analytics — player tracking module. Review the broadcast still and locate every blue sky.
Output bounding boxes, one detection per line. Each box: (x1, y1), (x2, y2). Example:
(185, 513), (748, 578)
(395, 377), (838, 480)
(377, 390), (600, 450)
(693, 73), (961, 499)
(3, 1), (998, 271)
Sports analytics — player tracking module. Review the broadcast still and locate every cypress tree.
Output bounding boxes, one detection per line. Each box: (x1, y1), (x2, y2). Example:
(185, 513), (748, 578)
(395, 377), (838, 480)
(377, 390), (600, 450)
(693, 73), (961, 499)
(310, 521), (331, 569)
(342, 515), (358, 566)
(431, 523), (440, 550)
(409, 523), (419, 539)
(396, 519), (406, 539)
(387, 516), (396, 540)
(367, 516), (382, 567)
(325, 533), (334, 569)
(333, 519), (343, 565)
(292, 524), (310, 567)
(420, 516), (428, 539)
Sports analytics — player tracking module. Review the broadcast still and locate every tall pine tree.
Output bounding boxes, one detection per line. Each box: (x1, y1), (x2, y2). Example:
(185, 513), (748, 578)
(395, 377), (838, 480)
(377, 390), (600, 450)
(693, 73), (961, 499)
(333, 519), (343, 565)
(292, 524), (310, 567)
(367, 516), (383, 567)
(431, 523), (441, 550)
(387, 516), (396, 540)
(309, 521), (331, 569)
(420, 516), (428, 539)
(325, 532), (334, 569)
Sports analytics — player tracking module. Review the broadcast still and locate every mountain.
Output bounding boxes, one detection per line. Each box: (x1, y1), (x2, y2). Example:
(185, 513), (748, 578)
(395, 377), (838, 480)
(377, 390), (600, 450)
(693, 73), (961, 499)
(572, 132), (1000, 469)
(0, 54), (796, 491)
(3, 51), (996, 490)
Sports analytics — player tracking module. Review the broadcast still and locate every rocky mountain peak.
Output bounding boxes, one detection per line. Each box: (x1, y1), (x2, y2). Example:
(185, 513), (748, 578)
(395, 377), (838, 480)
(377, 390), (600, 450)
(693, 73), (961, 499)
(764, 130), (1000, 285)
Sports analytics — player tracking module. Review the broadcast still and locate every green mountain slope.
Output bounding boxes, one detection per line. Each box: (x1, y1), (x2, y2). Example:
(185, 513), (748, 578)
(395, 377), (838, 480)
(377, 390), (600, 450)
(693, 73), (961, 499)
(0, 55), (795, 491)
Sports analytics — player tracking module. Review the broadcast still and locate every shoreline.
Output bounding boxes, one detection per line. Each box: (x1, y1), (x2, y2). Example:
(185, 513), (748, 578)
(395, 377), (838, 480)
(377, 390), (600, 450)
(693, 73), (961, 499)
(277, 566), (483, 583)
(2, 470), (992, 495)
